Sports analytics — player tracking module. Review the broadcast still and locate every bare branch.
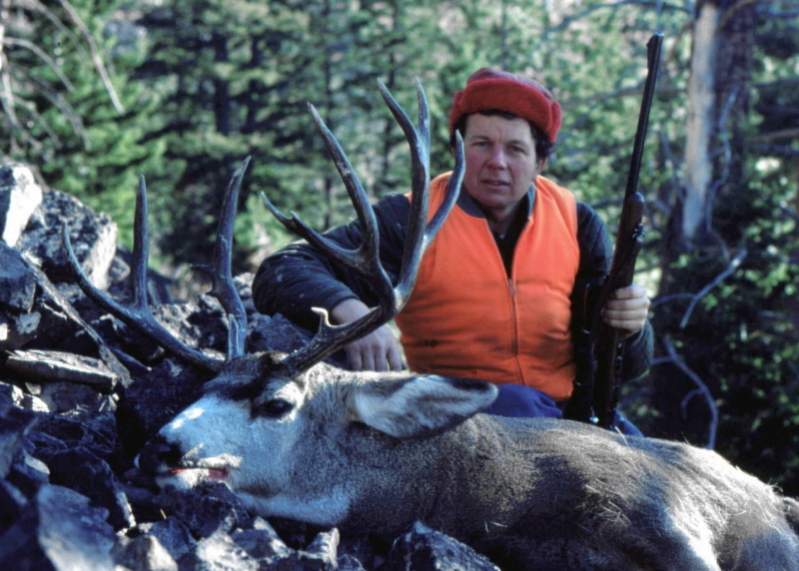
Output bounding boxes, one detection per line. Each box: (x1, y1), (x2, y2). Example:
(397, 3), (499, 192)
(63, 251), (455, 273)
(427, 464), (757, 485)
(662, 336), (718, 449)
(57, 0), (124, 113)
(0, 66), (22, 131)
(750, 128), (799, 143)
(679, 248), (747, 329)
(751, 143), (799, 158)
(0, 2), (6, 74)
(3, 93), (61, 146)
(15, 0), (76, 38)
(718, 0), (758, 30)
(3, 36), (75, 91)
(651, 292), (694, 308)
(10, 66), (86, 140)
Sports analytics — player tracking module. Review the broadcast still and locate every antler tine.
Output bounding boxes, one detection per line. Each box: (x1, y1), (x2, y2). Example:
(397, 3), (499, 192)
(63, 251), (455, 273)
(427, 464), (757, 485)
(210, 157), (250, 360)
(260, 105), (389, 288)
(380, 80), (464, 307)
(395, 129), (464, 306)
(63, 181), (224, 372)
(428, 130), (465, 242)
(132, 175), (149, 309)
(270, 81), (461, 376)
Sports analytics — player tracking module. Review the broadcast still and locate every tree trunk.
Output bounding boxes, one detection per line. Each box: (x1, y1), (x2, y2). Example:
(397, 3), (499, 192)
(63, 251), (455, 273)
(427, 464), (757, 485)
(651, 0), (758, 444)
(682, 1), (719, 244)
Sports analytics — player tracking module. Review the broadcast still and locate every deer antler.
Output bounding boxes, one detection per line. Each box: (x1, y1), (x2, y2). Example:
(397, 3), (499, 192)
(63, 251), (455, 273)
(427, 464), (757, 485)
(64, 159), (252, 372)
(262, 80), (465, 376)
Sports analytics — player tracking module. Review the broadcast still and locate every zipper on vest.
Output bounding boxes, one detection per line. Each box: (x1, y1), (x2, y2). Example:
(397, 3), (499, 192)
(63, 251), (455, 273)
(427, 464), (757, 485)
(507, 279), (524, 382)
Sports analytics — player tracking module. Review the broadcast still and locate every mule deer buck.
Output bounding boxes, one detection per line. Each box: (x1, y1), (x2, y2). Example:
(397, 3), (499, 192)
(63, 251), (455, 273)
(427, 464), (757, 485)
(65, 82), (799, 570)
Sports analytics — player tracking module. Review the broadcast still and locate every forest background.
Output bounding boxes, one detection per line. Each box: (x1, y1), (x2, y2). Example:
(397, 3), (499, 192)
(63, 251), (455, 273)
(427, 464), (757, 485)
(1, 0), (798, 495)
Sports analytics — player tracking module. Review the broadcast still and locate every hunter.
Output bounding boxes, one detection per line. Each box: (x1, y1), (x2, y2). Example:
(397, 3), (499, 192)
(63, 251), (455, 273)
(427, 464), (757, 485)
(253, 67), (653, 432)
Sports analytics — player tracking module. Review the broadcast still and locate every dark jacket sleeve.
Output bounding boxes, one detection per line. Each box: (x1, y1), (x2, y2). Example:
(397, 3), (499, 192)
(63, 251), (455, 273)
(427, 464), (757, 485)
(252, 194), (410, 331)
(573, 202), (654, 382)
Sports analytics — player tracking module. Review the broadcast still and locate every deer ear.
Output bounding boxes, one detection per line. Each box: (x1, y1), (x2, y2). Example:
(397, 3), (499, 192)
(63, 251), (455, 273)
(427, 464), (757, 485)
(349, 375), (498, 439)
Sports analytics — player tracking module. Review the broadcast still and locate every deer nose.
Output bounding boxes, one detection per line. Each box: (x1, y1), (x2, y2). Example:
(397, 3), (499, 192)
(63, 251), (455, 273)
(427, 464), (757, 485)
(137, 434), (182, 475)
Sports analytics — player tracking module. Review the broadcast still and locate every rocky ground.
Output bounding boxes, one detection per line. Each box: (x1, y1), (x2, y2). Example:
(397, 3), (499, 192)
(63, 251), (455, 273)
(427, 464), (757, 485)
(0, 163), (500, 570)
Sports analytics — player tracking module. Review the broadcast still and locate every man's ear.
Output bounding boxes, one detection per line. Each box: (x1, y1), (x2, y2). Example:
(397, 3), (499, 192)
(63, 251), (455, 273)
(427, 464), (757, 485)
(348, 375), (498, 439)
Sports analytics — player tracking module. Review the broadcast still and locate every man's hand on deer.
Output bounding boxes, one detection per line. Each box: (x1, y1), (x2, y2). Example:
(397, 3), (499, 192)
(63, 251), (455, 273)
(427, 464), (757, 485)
(331, 298), (404, 372)
(601, 283), (650, 338)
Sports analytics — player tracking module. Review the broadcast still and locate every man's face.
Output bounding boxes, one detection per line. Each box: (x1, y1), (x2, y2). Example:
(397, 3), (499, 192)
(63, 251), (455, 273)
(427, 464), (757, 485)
(462, 113), (543, 228)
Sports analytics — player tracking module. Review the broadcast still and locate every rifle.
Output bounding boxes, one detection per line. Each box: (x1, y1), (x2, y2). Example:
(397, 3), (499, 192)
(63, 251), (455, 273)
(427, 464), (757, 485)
(587, 33), (664, 428)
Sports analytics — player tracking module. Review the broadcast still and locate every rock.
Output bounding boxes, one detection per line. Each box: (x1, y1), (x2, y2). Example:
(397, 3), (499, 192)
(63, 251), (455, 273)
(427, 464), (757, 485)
(5, 349), (118, 391)
(16, 189), (117, 289)
(0, 401), (35, 478)
(136, 518), (197, 563)
(0, 382), (49, 414)
(180, 528), (259, 571)
(0, 163), (43, 247)
(0, 242), (36, 311)
(7, 450), (50, 497)
(230, 521), (292, 561)
(113, 534), (178, 571)
(41, 446), (135, 530)
(0, 480), (28, 535)
(337, 535), (382, 571)
(158, 482), (254, 539)
(300, 528), (340, 570)
(31, 412), (119, 466)
(0, 311), (42, 352)
(38, 381), (115, 415)
(23, 262), (131, 388)
(385, 521), (501, 571)
(0, 484), (116, 569)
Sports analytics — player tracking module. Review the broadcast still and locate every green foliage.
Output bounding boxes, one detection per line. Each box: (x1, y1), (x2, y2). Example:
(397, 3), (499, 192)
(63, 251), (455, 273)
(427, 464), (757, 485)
(1, 0), (168, 247)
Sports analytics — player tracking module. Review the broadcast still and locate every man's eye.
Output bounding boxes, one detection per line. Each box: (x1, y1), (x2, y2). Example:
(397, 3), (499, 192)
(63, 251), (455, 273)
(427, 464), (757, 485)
(255, 398), (293, 418)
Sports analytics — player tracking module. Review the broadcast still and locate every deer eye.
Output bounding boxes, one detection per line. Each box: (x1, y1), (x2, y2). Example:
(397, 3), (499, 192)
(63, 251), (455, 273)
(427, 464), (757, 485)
(255, 398), (293, 419)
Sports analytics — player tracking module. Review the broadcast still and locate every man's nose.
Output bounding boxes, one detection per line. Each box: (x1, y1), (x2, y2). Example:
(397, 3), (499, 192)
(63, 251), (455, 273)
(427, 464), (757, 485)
(486, 146), (508, 168)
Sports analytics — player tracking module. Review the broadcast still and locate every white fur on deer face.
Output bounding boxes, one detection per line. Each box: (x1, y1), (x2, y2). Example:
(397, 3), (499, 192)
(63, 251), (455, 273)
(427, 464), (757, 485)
(143, 354), (498, 527)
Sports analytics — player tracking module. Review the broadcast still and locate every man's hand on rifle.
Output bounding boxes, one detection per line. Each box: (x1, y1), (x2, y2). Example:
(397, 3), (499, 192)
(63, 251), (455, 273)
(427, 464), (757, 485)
(601, 284), (650, 338)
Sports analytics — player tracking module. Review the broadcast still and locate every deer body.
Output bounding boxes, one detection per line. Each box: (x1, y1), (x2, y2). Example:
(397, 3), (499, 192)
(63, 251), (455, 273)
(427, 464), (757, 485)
(141, 358), (799, 571)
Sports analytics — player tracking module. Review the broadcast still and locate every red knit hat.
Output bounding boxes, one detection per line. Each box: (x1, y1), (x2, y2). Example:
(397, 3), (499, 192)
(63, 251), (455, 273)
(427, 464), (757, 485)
(449, 68), (562, 143)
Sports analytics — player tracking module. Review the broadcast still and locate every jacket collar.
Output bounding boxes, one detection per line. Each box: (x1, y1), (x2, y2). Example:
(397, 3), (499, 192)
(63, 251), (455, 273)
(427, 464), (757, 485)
(456, 180), (537, 221)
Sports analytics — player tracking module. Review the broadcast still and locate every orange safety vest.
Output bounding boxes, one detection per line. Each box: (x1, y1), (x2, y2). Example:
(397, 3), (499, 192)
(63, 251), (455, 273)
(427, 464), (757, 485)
(395, 172), (580, 400)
